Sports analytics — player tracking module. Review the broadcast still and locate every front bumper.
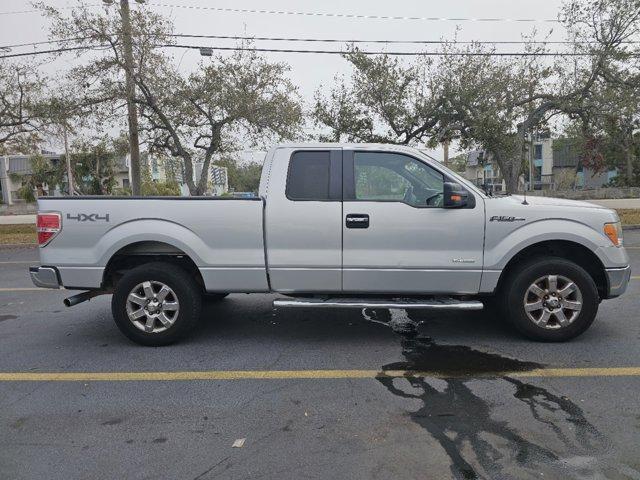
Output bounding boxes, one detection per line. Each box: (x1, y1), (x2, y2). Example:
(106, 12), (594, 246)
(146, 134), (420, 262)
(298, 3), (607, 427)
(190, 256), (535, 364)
(29, 266), (61, 289)
(604, 265), (631, 298)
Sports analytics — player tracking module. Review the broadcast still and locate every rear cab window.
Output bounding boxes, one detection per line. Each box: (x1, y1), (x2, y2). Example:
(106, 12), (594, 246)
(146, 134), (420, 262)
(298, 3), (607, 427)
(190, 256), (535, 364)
(286, 150), (341, 201)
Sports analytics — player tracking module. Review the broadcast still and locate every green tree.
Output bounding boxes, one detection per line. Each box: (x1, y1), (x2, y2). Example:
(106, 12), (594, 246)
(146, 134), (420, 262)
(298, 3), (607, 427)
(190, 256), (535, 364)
(314, 0), (640, 193)
(213, 157), (263, 193)
(39, 3), (302, 196)
(139, 49), (302, 195)
(10, 154), (61, 202)
(62, 137), (125, 195)
(140, 161), (180, 196)
(314, 50), (441, 145)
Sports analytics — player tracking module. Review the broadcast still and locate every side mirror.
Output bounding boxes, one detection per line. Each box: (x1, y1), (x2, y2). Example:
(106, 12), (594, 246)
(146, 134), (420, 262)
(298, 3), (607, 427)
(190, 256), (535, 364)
(443, 182), (468, 208)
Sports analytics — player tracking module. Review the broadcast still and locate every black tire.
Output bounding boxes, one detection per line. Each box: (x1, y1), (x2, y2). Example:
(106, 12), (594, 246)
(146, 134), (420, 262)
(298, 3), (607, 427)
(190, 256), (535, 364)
(111, 262), (202, 346)
(204, 293), (229, 302)
(502, 256), (599, 342)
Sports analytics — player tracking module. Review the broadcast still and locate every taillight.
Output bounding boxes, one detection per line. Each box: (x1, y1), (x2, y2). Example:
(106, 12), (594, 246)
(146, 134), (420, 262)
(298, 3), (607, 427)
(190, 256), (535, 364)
(36, 212), (61, 247)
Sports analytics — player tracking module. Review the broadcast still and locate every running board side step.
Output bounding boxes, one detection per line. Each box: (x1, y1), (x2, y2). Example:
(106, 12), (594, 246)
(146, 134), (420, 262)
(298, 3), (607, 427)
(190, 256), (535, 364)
(273, 298), (484, 310)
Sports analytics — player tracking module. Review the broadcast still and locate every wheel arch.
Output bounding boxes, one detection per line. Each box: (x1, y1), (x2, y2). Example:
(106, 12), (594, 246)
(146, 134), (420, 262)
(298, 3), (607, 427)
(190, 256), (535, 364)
(495, 240), (608, 299)
(102, 240), (205, 292)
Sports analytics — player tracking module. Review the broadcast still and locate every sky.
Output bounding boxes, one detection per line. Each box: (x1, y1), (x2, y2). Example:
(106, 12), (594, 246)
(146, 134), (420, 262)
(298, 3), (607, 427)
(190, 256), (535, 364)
(0, 0), (567, 162)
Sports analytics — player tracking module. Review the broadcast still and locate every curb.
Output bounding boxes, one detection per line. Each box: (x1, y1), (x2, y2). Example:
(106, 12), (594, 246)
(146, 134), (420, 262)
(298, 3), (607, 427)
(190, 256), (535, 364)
(623, 224), (640, 231)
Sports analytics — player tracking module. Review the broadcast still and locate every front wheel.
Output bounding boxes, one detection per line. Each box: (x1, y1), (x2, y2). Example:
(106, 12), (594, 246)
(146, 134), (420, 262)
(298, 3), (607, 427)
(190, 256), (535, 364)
(503, 256), (599, 342)
(111, 262), (202, 346)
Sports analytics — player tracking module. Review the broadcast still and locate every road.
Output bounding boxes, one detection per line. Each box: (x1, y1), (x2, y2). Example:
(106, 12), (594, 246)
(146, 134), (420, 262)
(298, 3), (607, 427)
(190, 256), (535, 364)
(1, 235), (640, 479)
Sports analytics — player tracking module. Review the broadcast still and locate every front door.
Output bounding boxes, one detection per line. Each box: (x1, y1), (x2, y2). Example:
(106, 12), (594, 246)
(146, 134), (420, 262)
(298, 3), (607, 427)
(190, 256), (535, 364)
(341, 150), (485, 294)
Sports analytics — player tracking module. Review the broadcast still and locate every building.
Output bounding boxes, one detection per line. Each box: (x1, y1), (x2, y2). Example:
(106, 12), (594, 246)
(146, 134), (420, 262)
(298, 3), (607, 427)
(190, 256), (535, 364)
(529, 133), (555, 190)
(464, 150), (506, 193)
(551, 138), (617, 189)
(210, 165), (228, 196)
(462, 135), (617, 192)
(0, 152), (63, 205)
(112, 153), (171, 191)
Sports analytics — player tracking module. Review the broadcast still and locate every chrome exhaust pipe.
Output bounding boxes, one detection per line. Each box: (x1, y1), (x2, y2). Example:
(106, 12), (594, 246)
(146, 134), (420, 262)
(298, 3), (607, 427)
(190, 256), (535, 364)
(63, 290), (104, 307)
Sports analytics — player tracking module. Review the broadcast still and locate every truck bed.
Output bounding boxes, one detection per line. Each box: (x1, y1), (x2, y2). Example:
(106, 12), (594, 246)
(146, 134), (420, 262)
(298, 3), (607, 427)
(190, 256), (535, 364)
(37, 196), (269, 292)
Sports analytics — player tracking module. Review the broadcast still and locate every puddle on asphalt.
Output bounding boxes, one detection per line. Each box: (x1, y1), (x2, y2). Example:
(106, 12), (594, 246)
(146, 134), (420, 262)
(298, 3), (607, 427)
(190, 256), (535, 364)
(362, 308), (635, 480)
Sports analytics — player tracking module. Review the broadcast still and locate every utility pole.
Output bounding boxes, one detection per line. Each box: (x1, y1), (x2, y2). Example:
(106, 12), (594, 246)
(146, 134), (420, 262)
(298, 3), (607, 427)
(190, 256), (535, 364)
(118, 0), (142, 195)
(63, 124), (74, 195)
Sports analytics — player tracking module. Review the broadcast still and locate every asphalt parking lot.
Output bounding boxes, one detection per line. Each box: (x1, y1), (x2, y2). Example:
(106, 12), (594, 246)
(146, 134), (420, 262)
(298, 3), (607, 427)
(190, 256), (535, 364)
(1, 234), (640, 480)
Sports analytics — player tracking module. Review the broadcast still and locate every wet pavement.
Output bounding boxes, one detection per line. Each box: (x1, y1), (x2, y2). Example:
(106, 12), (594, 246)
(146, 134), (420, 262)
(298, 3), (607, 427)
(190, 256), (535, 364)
(0, 233), (640, 479)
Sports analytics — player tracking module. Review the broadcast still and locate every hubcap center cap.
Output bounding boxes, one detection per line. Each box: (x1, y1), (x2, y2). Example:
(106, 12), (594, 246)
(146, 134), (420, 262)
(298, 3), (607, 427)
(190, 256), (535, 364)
(546, 298), (560, 309)
(146, 301), (161, 314)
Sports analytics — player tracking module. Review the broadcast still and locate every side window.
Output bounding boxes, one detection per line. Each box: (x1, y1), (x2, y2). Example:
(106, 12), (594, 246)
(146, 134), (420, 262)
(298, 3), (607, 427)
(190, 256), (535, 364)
(286, 151), (331, 200)
(353, 152), (444, 207)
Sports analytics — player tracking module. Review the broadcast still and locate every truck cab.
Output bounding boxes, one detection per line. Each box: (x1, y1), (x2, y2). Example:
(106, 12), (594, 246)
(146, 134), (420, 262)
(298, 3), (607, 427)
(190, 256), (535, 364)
(262, 145), (484, 294)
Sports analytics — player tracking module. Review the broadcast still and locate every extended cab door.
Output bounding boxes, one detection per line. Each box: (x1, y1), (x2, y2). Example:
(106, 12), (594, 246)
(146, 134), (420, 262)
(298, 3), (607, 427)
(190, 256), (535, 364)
(264, 148), (343, 292)
(341, 149), (485, 294)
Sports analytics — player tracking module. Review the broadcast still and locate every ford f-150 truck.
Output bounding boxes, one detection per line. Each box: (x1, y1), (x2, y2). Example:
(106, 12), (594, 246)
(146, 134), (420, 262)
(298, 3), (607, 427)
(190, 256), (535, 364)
(29, 144), (631, 346)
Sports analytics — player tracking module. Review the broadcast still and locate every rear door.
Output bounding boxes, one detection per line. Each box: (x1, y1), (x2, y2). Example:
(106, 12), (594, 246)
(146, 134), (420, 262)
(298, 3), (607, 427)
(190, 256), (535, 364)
(264, 148), (343, 292)
(341, 149), (485, 294)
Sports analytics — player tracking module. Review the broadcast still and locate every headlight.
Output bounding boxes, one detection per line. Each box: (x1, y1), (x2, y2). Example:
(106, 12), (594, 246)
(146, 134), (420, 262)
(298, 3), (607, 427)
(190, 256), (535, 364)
(603, 221), (623, 247)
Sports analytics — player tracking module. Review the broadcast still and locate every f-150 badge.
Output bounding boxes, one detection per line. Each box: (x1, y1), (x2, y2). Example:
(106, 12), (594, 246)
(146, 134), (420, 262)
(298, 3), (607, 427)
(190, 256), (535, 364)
(67, 213), (110, 222)
(489, 216), (525, 222)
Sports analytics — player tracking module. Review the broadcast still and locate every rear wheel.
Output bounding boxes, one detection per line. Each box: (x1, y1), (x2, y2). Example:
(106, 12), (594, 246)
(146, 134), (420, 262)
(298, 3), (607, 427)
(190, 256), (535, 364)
(111, 262), (202, 346)
(502, 256), (599, 342)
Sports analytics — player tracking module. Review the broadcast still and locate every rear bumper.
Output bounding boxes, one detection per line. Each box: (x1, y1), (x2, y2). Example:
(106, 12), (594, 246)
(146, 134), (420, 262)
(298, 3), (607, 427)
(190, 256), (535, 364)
(604, 265), (631, 298)
(29, 266), (61, 289)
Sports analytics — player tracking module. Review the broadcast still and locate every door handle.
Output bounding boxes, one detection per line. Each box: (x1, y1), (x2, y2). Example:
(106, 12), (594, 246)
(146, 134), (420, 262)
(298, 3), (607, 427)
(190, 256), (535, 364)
(346, 214), (369, 229)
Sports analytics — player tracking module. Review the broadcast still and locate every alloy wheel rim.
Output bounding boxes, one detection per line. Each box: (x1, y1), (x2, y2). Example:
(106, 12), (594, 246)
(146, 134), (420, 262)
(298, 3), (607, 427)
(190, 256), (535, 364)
(523, 274), (583, 329)
(126, 281), (180, 333)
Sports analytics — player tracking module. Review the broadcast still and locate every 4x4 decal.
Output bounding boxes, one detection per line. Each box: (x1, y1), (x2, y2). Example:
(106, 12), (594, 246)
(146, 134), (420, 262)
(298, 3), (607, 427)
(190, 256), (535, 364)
(66, 213), (110, 222)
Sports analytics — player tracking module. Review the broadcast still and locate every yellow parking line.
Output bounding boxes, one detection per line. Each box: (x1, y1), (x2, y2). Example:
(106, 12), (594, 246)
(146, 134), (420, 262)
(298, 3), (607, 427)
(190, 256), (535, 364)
(1, 367), (640, 382)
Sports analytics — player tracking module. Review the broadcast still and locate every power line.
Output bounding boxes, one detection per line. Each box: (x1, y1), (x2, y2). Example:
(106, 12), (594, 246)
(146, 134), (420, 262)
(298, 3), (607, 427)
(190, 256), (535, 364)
(0, 46), (107, 59)
(1, 43), (623, 60)
(0, 38), (90, 50)
(149, 3), (561, 23)
(171, 34), (593, 45)
(4, 33), (629, 53)
(170, 44), (612, 57)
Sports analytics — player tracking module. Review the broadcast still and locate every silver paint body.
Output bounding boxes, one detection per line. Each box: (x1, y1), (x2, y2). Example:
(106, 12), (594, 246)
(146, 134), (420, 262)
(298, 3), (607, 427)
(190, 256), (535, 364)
(34, 143), (630, 298)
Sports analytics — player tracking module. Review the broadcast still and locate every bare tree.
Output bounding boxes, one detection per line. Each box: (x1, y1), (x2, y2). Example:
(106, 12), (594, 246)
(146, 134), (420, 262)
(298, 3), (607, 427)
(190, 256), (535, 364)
(0, 61), (43, 154)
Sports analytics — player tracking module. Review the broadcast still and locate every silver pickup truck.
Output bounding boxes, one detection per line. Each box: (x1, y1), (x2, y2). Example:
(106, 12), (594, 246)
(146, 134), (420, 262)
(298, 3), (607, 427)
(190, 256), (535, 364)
(30, 144), (631, 345)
